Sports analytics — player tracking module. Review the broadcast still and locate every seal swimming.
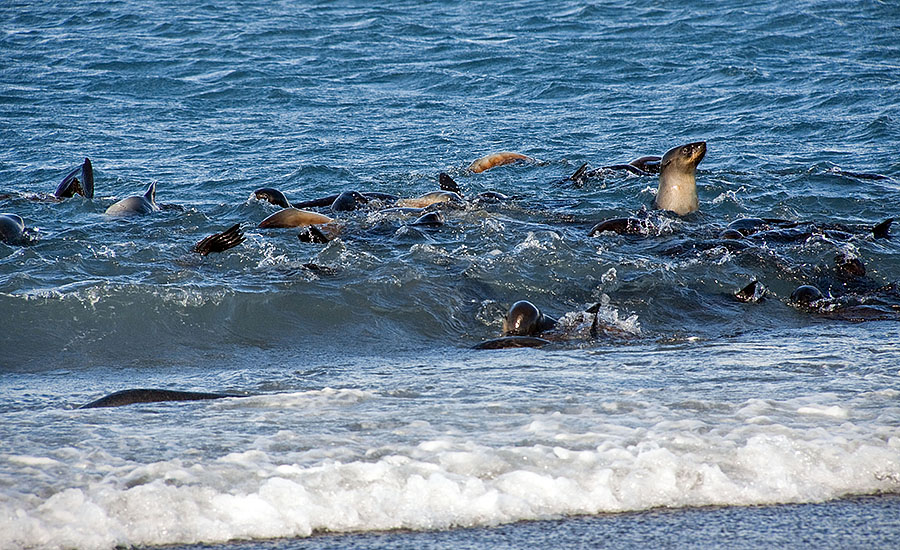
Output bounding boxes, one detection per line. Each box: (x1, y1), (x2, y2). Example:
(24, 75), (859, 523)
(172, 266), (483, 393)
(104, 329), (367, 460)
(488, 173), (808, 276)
(105, 181), (159, 216)
(79, 388), (242, 408)
(257, 207), (335, 228)
(473, 300), (558, 350)
(0, 213), (29, 245)
(654, 141), (707, 215)
(468, 152), (530, 174)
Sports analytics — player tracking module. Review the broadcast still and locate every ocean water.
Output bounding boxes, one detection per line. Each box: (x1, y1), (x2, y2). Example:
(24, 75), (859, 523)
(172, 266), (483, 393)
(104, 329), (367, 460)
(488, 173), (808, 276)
(1, 1), (899, 548)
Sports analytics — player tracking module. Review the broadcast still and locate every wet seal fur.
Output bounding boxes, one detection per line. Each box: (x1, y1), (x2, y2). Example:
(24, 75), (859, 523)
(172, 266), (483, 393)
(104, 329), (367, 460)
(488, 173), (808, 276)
(79, 388), (243, 409)
(105, 181), (159, 216)
(258, 207), (334, 228)
(468, 152), (530, 174)
(0, 213), (29, 245)
(655, 141), (707, 215)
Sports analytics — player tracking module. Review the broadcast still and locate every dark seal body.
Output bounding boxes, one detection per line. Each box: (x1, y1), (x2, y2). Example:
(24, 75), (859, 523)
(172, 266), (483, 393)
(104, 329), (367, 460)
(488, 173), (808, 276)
(80, 389), (240, 409)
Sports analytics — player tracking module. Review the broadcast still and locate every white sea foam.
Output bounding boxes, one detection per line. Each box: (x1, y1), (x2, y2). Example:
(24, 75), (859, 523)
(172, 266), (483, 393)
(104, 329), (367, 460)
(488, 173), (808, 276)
(2, 411), (898, 550)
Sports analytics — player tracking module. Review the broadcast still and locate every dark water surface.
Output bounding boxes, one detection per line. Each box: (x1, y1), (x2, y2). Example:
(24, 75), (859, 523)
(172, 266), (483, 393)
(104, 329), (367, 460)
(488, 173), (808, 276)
(2, 1), (899, 548)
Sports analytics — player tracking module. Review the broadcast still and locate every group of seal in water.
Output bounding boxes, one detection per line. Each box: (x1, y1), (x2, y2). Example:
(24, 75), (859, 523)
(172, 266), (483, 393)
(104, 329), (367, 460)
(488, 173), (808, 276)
(5, 145), (891, 405)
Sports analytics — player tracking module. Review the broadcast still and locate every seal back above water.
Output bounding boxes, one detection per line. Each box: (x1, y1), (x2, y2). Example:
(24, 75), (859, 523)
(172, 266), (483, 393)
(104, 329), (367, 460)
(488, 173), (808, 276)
(105, 181), (159, 216)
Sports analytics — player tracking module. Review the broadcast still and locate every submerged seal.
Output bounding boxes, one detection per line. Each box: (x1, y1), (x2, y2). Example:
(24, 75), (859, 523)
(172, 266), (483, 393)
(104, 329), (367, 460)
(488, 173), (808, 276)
(105, 181), (159, 216)
(468, 152), (530, 174)
(0, 213), (28, 245)
(80, 388), (241, 409)
(395, 190), (463, 209)
(655, 141), (707, 216)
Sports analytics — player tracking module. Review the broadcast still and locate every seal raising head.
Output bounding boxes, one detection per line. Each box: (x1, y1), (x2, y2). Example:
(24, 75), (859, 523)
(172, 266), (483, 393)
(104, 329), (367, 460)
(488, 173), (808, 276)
(502, 300), (557, 336)
(655, 141), (706, 216)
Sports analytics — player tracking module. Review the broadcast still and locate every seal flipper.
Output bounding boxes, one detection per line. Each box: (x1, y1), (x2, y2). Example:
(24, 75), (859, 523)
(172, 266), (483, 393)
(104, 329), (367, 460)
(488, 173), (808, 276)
(439, 173), (462, 195)
(79, 388), (241, 409)
(873, 218), (892, 240)
(298, 224), (330, 243)
(80, 158), (94, 199)
(569, 163), (589, 186)
(54, 165), (83, 198)
(144, 181), (157, 206)
(735, 280), (766, 303)
(194, 224), (244, 255)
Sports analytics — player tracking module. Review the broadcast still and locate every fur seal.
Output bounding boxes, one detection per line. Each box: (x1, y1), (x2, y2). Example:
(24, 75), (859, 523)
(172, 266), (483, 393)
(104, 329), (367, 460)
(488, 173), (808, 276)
(0, 213), (28, 245)
(253, 188), (400, 211)
(194, 224), (245, 255)
(395, 190), (463, 209)
(258, 207), (334, 228)
(408, 211), (444, 227)
(473, 300), (557, 350)
(80, 388), (241, 409)
(595, 156), (663, 177)
(438, 172), (512, 203)
(105, 181), (159, 216)
(54, 158), (94, 199)
(253, 188), (292, 208)
(655, 141), (706, 215)
(589, 217), (647, 236)
(789, 285), (825, 306)
(468, 152), (530, 174)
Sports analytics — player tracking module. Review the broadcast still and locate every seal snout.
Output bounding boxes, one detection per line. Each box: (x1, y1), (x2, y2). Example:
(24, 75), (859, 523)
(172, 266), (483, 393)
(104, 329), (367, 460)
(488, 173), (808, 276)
(685, 141), (707, 164)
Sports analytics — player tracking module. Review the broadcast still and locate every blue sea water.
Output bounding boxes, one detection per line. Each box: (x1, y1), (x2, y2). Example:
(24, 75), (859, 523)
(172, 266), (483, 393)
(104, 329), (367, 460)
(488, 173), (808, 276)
(2, 0), (900, 548)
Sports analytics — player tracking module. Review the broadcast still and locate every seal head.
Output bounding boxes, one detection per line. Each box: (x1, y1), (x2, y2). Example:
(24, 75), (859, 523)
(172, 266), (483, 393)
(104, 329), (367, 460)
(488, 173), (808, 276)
(253, 188), (292, 209)
(655, 141), (706, 216)
(503, 300), (557, 336)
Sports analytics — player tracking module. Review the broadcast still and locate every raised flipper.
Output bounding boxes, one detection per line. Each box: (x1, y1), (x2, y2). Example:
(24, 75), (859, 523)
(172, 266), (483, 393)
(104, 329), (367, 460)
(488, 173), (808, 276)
(193, 224), (244, 255)
(734, 280), (766, 303)
(80, 158), (94, 198)
(628, 156), (661, 174)
(53, 158), (94, 199)
(439, 173), (462, 195)
(298, 225), (330, 243)
(873, 218), (892, 240)
(569, 162), (589, 185)
(79, 388), (242, 409)
(54, 165), (82, 199)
